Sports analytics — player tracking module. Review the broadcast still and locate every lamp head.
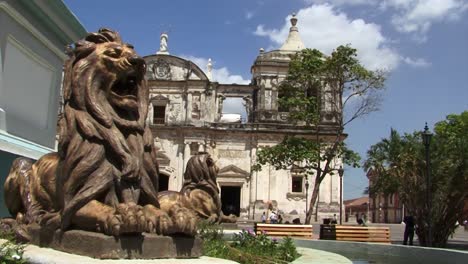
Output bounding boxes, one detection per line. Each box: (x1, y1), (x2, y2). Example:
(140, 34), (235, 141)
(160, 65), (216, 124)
(422, 122), (433, 147)
(338, 166), (344, 177)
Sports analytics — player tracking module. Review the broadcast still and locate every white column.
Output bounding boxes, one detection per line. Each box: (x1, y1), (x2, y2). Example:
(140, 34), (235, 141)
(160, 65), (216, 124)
(176, 144), (184, 190)
(250, 147), (257, 205)
(183, 142), (191, 173)
(200, 93), (206, 120)
(187, 93), (193, 123)
(147, 103), (154, 125)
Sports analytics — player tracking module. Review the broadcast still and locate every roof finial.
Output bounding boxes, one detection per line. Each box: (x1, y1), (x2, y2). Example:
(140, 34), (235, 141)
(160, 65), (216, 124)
(291, 13), (298, 27)
(157, 32), (169, 55)
(280, 13), (305, 51)
(207, 58), (213, 81)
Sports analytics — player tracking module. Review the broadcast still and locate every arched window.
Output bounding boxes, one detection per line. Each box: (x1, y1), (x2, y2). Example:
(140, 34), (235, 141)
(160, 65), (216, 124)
(278, 90), (289, 112)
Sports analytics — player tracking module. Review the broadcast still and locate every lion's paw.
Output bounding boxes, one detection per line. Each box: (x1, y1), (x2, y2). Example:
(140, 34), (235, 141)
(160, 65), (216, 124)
(169, 207), (198, 236)
(143, 205), (175, 235)
(104, 203), (147, 236)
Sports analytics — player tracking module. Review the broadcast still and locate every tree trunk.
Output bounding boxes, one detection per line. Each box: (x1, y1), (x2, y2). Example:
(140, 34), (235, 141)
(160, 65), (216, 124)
(305, 177), (320, 224)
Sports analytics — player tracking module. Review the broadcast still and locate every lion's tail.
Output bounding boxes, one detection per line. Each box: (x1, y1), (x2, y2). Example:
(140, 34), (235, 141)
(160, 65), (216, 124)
(4, 158), (33, 218)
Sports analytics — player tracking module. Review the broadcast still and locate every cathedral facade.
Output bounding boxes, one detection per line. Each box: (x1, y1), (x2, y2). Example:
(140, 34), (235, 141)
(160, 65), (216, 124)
(144, 15), (342, 223)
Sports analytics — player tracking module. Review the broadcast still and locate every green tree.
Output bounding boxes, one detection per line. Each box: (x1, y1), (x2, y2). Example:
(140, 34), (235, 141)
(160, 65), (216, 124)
(253, 46), (386, 224)
(364, 111), (468, 247)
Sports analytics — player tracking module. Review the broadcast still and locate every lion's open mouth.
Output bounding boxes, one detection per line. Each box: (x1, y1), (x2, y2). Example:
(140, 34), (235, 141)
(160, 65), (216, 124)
(111, 73), (139, 100)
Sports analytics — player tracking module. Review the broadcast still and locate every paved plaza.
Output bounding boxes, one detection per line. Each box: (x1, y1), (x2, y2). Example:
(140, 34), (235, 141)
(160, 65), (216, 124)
(229, 222), (468, 250)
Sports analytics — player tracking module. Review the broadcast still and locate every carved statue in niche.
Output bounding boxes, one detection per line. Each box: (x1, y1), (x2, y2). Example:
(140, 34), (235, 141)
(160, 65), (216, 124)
(2, 29), (197, 240)
(158, 153), (237, 223)
(169, 103), (181, 122)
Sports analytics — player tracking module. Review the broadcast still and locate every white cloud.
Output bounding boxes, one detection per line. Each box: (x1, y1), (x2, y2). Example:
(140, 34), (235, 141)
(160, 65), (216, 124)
(401, 56), (431, 67)
(181, 55), (250, 85)
(386, 0), (468, 40)
(254, 4), (400, 71)
(245, 11), (254, 20)
(304, 0), (376, 5)
(305, 0), (468, 41)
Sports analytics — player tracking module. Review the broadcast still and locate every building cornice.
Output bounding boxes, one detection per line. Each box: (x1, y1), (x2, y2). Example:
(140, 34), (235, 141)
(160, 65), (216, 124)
(17, 0), (87, 44)
(0, 1), (84, 60)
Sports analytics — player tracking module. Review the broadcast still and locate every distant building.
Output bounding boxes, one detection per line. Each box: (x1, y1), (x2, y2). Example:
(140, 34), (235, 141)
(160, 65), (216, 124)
(344, 196), (369, 223)
(0, 0), (86, 216)
(143, 15), (345, 222)
(367, 169), (405, 223)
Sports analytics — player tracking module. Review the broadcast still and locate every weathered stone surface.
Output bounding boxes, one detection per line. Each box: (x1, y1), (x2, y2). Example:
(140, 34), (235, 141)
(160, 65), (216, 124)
(27, 226), (202, 259)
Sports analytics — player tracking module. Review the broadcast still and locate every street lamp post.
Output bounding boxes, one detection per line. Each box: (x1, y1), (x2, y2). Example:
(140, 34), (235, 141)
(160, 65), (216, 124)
(338, 166), (344, 225)
(305, 177), (310, 222)
(422, 123), (433, 247)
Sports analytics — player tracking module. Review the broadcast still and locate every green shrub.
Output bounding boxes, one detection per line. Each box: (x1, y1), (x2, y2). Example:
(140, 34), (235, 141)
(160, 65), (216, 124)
(198, 222), (300, 264)
(0, 229), (26, 264)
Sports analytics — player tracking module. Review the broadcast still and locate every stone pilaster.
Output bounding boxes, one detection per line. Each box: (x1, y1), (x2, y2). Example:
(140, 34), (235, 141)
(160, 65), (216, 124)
(186, 93), (193, 123)
(183, 142), (191, 173)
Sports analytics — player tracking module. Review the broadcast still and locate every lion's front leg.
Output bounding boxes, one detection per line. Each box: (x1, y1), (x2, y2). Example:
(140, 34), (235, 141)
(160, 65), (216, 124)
(71, 200), (116, 234)
(72, 200), (147, 236)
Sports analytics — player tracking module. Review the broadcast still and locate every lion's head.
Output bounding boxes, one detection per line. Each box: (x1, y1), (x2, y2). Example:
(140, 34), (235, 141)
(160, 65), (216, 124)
(62, 28), (148, 131)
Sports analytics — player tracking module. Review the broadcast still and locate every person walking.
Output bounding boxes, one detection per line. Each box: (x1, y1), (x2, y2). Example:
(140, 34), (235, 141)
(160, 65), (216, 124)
(403, 215), (415, 245)
(269, 211), (278, 224)
(261, 212), (266, 223)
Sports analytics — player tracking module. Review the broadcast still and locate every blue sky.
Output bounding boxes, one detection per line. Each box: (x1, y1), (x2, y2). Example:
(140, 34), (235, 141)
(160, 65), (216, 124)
(64, 0), (468, 199)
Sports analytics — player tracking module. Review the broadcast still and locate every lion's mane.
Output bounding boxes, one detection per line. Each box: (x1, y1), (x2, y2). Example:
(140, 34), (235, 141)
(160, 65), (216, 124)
(57, 28), (159, 230)
(181, 153), (221, 210)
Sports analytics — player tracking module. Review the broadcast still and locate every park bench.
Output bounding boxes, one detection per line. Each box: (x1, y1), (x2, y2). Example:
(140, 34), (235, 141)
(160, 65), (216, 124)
(319, 225), (391, 243)
(254, 223), (313, 238)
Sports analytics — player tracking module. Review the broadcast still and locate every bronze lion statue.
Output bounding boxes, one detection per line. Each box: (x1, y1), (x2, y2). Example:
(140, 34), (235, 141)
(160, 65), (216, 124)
(3, 28), (196, 238)
(158, 153), (237, 223)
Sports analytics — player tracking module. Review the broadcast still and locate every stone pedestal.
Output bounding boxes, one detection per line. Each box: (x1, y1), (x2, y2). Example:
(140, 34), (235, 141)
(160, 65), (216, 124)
(27, 226), (202, 259)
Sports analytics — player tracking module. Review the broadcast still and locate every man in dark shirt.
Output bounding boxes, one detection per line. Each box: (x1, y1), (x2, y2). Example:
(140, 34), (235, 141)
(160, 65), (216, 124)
(403, 215), (415, 245)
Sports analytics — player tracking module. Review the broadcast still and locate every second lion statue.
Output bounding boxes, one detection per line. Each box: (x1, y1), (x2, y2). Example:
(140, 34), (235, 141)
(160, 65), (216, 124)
(3, 28), (197, 238)
(159, 153), (237, 224)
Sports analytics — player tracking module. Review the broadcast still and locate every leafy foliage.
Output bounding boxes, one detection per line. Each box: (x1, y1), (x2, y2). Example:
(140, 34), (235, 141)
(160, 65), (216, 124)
(254, 46), (386, 223)
(0, 230), (26, 264)
(198, 221), (300, 263)
(364, 111), (468, 247)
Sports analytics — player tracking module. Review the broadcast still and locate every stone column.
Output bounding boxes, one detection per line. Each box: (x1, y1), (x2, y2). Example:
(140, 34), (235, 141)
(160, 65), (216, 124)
(249, 146), (257, 219)
(216, 95), (225, 121)
(200, 93), (206, 120)
(271, 77), (278, 110)
(243, 96), (252, 122)
(186, 93), (193, 123)
(183, 142), (191, 173)
(147, 102), (154, 125)
(176, 144), (184, 190)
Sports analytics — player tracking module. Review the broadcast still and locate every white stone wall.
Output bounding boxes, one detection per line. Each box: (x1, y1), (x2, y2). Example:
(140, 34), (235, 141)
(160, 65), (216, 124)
(146, 52), (343, 223)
